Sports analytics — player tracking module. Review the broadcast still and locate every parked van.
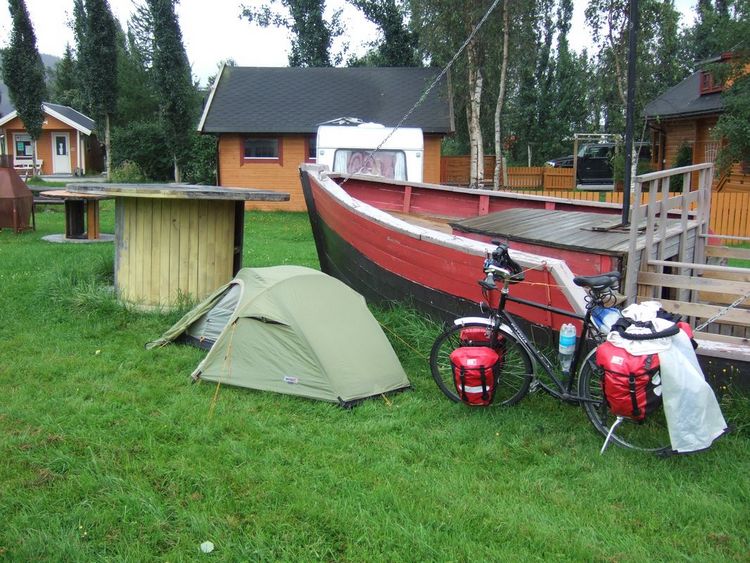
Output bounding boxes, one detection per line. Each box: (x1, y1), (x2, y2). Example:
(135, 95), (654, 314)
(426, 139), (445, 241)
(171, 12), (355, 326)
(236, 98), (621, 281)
(546, 141), (651, 190)
(316, 122), (424, 183)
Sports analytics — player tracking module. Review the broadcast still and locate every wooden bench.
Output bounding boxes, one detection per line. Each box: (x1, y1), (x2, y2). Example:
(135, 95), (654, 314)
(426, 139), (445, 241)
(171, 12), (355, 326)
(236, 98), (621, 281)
(28, 186), (64, 205)
(15, 160), (43, 178)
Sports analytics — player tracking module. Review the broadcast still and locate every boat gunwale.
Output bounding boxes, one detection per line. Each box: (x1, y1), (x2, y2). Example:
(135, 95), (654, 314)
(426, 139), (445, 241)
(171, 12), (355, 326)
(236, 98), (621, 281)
(302, 165), (588, 316)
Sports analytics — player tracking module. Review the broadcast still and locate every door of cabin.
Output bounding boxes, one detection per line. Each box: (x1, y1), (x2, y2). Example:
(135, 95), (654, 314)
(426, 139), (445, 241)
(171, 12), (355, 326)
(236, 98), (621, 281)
(52, 133), (72, 174)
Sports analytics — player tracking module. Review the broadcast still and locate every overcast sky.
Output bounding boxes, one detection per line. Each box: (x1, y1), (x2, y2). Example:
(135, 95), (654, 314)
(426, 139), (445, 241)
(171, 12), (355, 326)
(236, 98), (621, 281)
(0, 0), (698, 87)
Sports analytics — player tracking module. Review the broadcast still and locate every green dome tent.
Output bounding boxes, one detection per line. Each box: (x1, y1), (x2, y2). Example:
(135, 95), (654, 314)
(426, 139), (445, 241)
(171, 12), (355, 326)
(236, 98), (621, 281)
(148, 266), (410, 405)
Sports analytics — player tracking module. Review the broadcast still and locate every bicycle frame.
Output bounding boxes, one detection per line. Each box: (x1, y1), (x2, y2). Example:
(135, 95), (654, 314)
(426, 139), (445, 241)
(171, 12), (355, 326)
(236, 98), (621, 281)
(455, 277), (602, 402)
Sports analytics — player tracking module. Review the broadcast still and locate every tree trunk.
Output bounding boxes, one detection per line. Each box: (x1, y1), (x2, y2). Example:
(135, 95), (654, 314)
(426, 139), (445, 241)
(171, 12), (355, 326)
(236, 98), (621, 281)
(174, 156), (182, 183)
(32, 141), (39, 176)
(493, 0), (510, 191)
(105, 113), (112, 181)
(467, 36), (484, 188)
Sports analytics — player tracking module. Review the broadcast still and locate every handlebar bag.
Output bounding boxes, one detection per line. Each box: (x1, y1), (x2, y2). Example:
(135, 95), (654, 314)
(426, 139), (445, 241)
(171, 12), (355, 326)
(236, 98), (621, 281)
(450, 347), (500, 406)
(595, 341), (662, 421)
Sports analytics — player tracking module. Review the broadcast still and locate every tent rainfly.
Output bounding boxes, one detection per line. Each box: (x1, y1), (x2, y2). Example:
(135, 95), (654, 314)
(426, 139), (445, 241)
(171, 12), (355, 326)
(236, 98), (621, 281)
(148, 266), (410, 405)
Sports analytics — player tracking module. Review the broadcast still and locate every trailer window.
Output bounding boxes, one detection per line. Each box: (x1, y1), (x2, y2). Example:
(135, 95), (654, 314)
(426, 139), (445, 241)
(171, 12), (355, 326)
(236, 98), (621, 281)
(333, 149), (406, 180)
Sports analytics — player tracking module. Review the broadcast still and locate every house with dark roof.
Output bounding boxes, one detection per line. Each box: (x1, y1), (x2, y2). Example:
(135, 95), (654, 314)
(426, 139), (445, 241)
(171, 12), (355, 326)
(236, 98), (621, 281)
(198, 66), (454, 211)
(644, 53), (747, 191)
(0, 103), (98, 176)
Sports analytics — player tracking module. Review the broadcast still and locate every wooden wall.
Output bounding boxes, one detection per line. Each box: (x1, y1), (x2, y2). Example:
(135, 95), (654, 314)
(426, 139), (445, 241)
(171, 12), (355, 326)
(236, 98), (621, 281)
(2, 114), (80, 175)
(218, 133), (445, 212)
(115, 198), (236, 308)
(423, 134), (442, 184)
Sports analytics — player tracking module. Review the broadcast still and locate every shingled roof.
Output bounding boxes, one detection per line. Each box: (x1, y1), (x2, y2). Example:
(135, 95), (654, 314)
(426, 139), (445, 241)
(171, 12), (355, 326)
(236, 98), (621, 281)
(198, 66), (454, 134)
(0, 102), (95, 135)
(643, 71), (724, 120)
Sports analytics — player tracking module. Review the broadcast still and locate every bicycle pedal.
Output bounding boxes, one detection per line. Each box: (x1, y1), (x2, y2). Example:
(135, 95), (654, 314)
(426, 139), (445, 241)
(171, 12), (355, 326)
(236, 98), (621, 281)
(529, 379), (541, 393)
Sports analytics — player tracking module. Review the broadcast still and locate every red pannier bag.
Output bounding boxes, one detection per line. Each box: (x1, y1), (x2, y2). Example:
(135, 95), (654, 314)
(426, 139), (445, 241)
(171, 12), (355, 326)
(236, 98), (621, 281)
(595, 341), (662, 421)
(450, 346), (499, 406)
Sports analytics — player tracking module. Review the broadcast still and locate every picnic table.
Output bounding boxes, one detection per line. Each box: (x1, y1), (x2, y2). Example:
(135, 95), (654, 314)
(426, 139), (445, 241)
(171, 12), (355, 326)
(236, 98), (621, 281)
(65, 183), (289, 309)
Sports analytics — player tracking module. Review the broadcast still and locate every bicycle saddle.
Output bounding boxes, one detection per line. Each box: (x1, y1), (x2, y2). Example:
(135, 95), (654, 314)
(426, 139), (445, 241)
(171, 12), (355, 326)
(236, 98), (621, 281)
(573, 271), (621, 291)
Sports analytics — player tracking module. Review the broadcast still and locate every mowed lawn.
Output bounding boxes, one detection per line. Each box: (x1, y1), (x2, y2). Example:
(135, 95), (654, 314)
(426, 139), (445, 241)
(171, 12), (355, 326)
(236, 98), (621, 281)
(1, 203), (748, 561)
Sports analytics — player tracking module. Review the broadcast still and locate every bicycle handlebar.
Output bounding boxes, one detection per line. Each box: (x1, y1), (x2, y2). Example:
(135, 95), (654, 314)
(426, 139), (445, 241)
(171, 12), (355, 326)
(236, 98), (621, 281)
(479, 241), (525, 289)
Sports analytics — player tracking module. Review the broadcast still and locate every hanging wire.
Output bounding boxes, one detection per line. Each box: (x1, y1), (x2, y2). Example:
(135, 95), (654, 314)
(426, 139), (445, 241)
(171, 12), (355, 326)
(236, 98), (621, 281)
(341, 0), (504, 183)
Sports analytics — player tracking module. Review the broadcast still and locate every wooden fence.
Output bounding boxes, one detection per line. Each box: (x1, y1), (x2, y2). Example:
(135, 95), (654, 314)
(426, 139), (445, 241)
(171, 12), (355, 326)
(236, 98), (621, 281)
(488, 188), (749, 241)
(440, 156), (749, 239)
(440, 156), (575, 189)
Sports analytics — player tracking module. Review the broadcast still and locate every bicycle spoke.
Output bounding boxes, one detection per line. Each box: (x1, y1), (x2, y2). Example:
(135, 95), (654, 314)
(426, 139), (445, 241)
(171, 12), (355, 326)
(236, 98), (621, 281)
(578, 351), (672, 453)
(430, 322), (533, 406)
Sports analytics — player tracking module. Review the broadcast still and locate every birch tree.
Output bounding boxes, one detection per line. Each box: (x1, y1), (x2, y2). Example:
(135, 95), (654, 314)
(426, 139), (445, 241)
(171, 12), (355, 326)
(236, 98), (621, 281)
(492, 0), (509, 189)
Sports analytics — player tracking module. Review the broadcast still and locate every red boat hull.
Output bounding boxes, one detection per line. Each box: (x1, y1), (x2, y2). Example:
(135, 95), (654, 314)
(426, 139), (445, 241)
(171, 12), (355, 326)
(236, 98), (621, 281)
(300, 167), (596, 329)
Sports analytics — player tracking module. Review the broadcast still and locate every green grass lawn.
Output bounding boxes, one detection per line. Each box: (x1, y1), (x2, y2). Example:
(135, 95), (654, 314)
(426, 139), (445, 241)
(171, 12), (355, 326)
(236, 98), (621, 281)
(1, 205), (748, 561)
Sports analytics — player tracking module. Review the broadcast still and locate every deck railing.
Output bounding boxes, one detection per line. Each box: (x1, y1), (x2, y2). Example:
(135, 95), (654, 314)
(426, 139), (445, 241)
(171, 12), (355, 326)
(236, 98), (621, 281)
(624, 163), (750, 361)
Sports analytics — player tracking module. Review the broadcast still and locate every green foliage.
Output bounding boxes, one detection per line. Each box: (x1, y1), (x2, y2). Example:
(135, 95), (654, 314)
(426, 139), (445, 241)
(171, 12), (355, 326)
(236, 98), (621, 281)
(714, 65), (750, 173)
(109, 160), (147, 183)
(114, 26), (160, 128)
(181, 134), (218, 185)
(110, 120), (172, 181)
(77, 0), (118, 126)
(49, 44), (84, 110)
(347, 0), (420, 67)
(670, 142), (694, 190)
(684, 0), (750, 62)
(241, 0), (342, 67)
(146, 0), (197, 180)
(1, 0), (47, 141)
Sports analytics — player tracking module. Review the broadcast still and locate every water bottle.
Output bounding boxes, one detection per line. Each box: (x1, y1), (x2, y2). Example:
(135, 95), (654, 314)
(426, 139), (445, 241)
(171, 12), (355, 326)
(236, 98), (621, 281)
(591, 306), (621, 335)
(558, 323), (577, 374)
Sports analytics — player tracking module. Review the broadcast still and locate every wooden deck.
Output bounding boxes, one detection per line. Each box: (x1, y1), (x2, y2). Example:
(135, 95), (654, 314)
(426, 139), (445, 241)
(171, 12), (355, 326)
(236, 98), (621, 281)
(451, 208), (699, 256)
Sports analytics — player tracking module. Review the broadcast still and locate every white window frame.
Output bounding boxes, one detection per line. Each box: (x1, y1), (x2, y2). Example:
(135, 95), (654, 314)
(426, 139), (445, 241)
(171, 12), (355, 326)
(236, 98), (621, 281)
(13, 133), (34, 164)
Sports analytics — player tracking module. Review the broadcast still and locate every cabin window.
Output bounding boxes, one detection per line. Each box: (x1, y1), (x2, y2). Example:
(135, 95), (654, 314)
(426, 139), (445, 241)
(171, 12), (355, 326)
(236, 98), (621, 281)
(243, 137), (279, 160)
(305, 135), (316, 162)
(14, 134), (33, 160)
(333, 149), (407, 180)
(699, 70), (723, 95)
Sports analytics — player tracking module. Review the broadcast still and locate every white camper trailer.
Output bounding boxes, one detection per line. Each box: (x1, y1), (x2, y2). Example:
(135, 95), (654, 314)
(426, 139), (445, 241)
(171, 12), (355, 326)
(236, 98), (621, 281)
(316, 122), (424, 183)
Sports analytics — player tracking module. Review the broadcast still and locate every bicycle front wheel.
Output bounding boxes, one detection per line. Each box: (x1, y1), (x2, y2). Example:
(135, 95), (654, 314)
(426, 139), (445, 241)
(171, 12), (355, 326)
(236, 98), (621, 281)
(578, 349), (672, 453)
(430, 322), (533, 406)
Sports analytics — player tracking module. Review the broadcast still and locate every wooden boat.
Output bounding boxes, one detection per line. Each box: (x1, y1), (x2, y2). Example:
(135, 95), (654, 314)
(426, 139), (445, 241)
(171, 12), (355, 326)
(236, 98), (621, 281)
(298, 164), (647, 329)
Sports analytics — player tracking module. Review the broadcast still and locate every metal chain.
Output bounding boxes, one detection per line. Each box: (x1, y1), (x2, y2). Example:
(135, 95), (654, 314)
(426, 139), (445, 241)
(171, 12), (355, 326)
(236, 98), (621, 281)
(694, 289), (750, 332)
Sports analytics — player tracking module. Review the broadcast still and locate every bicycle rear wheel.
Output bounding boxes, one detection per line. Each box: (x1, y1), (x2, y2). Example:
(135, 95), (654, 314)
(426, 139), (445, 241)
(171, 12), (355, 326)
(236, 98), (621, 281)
(578, 349), (672, 453)
(430, 322), (533, 406)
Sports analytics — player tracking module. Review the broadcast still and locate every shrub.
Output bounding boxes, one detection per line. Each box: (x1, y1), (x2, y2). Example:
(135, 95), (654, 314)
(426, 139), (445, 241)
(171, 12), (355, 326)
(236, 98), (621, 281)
(181, 133), (217, 185)
(111, 121), (173, 181)
(110, 160), (146, 183)
(670, 143), (693, 191)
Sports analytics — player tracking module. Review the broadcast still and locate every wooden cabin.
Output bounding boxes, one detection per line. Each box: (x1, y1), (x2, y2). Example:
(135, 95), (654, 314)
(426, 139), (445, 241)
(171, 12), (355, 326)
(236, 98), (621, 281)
(645, 53), (749, 192)
(0, 103), (98, 176)
(197, 66), (454, 212)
